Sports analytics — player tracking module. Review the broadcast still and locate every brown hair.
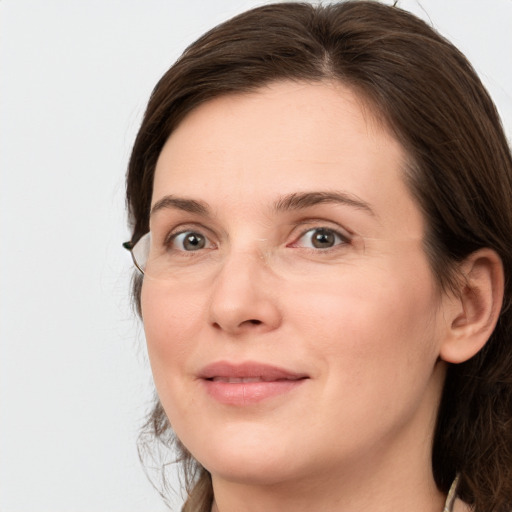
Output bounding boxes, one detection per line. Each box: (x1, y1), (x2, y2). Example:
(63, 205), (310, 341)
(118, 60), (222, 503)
(126, 2), (512, 511)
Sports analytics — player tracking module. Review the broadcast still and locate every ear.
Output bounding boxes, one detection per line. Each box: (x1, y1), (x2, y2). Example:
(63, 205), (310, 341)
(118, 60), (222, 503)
(440, 248), (504, 364)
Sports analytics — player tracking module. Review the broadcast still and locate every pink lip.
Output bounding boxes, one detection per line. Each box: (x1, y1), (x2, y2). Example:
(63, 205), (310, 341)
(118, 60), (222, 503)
(198, 361), (309, 406)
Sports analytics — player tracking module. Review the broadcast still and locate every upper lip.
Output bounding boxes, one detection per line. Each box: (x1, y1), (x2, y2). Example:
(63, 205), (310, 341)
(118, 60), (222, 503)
(198, 361), (309, 382)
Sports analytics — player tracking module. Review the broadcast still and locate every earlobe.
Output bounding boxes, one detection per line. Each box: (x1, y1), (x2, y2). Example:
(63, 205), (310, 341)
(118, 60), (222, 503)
(440, 248), (504, 364)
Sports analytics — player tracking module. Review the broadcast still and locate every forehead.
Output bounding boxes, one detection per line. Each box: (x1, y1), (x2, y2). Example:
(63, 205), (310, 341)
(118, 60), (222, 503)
(152, 81), (423, 237)
(157, 80), (390, 170)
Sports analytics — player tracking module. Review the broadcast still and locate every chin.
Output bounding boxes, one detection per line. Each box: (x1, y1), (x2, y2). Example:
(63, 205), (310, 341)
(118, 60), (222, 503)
(204, 456), (303, 487)
(184, 428), (305, 486)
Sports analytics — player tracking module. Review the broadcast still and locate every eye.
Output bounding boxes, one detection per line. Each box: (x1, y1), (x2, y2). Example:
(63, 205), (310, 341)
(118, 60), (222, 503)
(294, 227), (348, 249)
(170, 231), (212, 251)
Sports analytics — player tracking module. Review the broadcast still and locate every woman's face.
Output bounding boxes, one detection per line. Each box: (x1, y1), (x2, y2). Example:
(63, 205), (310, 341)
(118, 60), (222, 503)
(142, 81), (452, 487)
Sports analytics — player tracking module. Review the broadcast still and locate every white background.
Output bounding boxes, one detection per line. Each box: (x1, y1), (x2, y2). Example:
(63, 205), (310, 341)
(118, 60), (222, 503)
(1, 1), (511, 511)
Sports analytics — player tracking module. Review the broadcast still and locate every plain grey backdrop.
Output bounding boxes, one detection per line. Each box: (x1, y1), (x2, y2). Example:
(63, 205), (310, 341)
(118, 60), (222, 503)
(1, 1), (511, 511)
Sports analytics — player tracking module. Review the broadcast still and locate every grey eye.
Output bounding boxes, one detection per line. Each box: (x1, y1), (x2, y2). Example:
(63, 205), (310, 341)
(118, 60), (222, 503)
(297, 228), (347, 249)
(173, 231), (209, 251)
(311, 228), (336, 248)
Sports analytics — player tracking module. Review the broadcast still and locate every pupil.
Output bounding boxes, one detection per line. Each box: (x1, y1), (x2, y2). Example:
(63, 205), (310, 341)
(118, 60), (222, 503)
(184, 233), (205, 250)
(312, 229), (335, 248)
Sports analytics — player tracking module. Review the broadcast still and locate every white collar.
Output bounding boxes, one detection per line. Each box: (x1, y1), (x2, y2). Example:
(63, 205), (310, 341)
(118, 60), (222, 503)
(443, 475), (460, 512)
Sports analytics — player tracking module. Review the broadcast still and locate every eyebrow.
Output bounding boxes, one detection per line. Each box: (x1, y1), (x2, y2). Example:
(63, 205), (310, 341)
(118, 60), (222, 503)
(273, 191), (376, 216)
(150, 195), (210, 217)
(150, 191), (376, 218)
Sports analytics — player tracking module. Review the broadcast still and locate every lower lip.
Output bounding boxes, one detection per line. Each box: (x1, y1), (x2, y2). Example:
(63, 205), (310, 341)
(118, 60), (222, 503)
(202, 379), (306, 406)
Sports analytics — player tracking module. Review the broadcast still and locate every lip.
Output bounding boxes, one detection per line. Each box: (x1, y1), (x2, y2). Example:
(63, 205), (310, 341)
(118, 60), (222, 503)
(198, 361), (309, 406)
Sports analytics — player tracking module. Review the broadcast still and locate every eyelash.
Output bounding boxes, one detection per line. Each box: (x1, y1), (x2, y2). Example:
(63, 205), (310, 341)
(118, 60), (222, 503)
(164, 224), (351, 253)
(165, 228), (216, 252)
(290, 226), (351, 251)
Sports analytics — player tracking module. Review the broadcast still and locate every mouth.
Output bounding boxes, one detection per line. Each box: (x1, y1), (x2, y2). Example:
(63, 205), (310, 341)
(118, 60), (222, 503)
(210, 376), (302, 383)
(198, 361), (309, 406)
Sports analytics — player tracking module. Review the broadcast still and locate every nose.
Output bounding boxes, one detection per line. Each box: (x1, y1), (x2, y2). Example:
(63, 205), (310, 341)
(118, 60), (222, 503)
(208, 250), (282, 335)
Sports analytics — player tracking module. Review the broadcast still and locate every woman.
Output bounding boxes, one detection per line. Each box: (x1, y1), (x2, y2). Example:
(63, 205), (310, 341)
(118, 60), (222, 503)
(123, 2), (512, 511)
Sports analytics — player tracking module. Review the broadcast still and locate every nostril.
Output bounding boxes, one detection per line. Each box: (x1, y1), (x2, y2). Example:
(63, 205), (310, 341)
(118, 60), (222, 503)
(212, 319), (262, 329)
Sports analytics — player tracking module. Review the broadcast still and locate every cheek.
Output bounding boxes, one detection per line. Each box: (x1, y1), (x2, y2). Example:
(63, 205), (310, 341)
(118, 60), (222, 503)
(286, 254), (442, 380)
(141, 282), (206, 387)
(280, 260), (443, 449)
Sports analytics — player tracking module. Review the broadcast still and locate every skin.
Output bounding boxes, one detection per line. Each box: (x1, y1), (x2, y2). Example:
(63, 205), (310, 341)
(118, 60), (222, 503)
(141, 81), (469, 512)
